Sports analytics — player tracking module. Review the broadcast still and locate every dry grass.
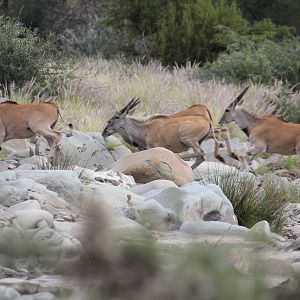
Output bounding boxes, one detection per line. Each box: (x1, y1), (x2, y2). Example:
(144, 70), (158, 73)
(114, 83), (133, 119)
(0, 56), (297, 134)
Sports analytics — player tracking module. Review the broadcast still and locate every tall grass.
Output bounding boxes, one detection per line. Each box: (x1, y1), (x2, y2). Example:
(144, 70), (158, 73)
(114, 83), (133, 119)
(198, 169), (300, 232)
(1, 56), (298, 133)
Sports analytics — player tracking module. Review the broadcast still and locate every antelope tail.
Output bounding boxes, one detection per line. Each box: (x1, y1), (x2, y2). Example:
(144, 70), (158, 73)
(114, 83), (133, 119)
(57, 109), (73, 129)
(206, 108), (222, 144)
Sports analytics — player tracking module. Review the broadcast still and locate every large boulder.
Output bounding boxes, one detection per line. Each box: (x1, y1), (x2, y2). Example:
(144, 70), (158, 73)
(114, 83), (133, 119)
(127, 181), (237, 231)
(0, 176), (67, 208)
(1, 139), (34, 160)
(112, 147), (194, 186)
(180, 221), (249, 236)
(78, 182), (145, 217)
(0, 225), (82, 266)
(35, 131), (131, 170)
(14, 170), (82, 204)
(130, 180), (178, 195)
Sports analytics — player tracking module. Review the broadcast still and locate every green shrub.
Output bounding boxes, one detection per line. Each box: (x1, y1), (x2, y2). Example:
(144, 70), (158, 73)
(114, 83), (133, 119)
(198, 170), (300, 232)
(3, 0), (56, 31)
(273, 89), (300, 123)
(202, 37), (300, 87)
(106, 0), (248, 65)
(0, 17), (61, 88)
(62, 15), (133, 58)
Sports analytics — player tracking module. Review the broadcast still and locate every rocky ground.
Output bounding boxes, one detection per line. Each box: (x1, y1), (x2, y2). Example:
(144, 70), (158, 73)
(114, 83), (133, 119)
(0, 131), (299, 299)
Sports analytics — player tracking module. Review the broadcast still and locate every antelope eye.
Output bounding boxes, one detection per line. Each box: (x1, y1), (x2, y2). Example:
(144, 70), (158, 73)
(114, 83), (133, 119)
(225, 109), (230, 112)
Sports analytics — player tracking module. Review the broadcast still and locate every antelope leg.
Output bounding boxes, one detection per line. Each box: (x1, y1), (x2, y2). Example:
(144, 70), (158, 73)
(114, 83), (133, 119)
(213, 128), (225, 163)
(221, 128), (239, 160)
(246, 144), (266, 161)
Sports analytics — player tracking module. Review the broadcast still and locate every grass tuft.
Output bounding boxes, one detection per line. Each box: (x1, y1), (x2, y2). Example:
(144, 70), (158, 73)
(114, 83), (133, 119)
(37, 151), (92, 183)
(198, 168), (300, 232)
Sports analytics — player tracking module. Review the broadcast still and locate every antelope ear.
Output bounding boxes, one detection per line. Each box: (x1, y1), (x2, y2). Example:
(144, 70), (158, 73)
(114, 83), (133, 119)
(233, 86), (249, 107)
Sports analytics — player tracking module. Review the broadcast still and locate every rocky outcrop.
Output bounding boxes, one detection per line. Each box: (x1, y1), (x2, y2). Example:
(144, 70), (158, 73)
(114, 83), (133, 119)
(126, 181), (237, 231)
(36, 131), (131, 171)
(0, 131), (299, 298)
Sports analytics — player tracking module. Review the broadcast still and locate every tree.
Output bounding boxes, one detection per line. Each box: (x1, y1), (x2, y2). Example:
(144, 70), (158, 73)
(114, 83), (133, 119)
(107, 0), (248, 65)
(237, 0), (300, 34)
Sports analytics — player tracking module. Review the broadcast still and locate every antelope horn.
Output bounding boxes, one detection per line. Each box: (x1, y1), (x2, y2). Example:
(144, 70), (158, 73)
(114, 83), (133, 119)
(118, 98), (137, 115)
(124, 98), (141, 114)
(233, 86), (250, 107)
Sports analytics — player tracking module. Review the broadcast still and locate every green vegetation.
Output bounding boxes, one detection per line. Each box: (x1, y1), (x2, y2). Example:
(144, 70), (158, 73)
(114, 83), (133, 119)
(0, 16), (59, 88)
(199, 170), (300, 232)
(106, 0), (248, 65)
(237, 0), (300, 34)
(37, 151), (92, 183)
(201, 37), (300, 87)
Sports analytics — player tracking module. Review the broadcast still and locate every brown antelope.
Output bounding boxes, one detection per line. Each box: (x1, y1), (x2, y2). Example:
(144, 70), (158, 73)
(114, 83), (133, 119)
(147, 103), (241, 162)
(219, 87), (300, 160)
(102, 98), (214, 169)
(0, 101), (71, 158)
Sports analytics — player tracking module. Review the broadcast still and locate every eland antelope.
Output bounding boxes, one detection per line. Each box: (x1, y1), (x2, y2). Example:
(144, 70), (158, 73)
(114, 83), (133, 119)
(102, 98), (214, 169)
(147, 103), (241, 163)
(219, 87), (300, 160)
(0, 100), (72, 158)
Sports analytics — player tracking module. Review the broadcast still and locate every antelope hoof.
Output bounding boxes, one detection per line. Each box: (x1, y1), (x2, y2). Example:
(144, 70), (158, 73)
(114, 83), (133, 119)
(216, 155), (226, 163)
(230, 152), (239, 160)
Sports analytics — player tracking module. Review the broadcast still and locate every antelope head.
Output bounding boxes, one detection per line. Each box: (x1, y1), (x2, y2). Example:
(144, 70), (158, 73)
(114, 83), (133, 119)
(219, 86), (249, 126)
(102, 98), (141, 138)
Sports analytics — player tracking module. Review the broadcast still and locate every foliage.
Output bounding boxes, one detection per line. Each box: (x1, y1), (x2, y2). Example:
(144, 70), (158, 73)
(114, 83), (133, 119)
(106, 0), (248, 65)
(201, 37), (300, 87)
(61, 15), (132, 58)
(199, 169), (300, 232)
(37, 151), (92, 183)
(0, 17), (63, 88)
(0, 0), (105, 36)
(2, 0), (57, 32)
(273, 89), (300, 123)
(237, 0), (300, 34)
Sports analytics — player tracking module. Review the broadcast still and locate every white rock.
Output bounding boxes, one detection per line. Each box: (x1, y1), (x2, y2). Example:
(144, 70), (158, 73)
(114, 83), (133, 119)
(127, 199), (171, 231)
(21, 292), (56, 300)
(108, 217), (151, 240)
(128, 181), (237, 231)
(51, 131), (129, 170)
(130, 180), (178, 195)
(0, 286), (21, 300)
(180, 221), (249, 236)
(79, 183), (144, 217)
(248, 220), (272, 241)
(11, 210), (54, 230)
(193, 161), (238, 181)
(7, 200), (41, 213)
(15, 170), (82, 203)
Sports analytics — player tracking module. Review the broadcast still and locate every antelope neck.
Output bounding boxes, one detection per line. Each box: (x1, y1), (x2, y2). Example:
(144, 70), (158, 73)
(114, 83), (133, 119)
(119, 116), (147, 149)
(235, 108), (259, 136)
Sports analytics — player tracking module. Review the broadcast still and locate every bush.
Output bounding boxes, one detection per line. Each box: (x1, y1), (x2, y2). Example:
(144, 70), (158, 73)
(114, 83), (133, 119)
(62, 15), (133, 58)
(201, 37), (300, 87)
(198, 170), (300, 232)
(0, 0), (105, 36)
(106, 0), (248, 65)
(273, 89), (300, 123)
(0, 17), (60, 88)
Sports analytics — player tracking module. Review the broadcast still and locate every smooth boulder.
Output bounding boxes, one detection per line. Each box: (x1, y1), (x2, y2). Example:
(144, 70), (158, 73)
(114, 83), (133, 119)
(112, 147), (194, 186)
